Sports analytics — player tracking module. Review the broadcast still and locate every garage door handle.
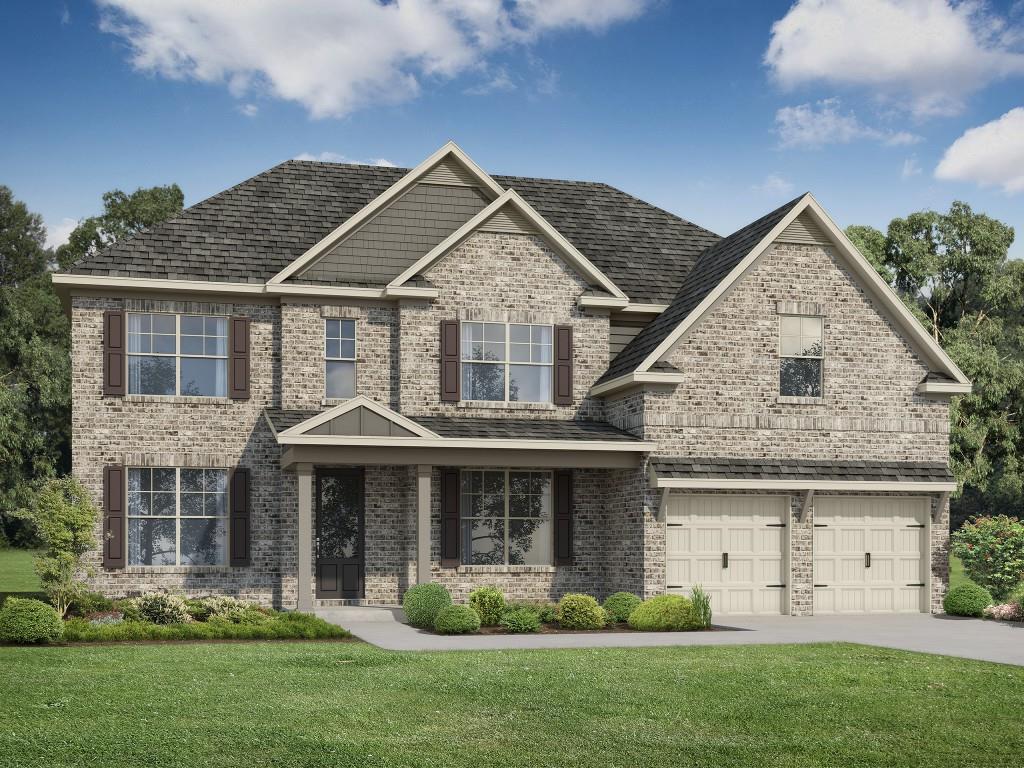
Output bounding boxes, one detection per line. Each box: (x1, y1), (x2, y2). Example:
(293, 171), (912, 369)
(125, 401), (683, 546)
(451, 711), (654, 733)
(865, 552), (871, 568)
(722, 552), (728, 569)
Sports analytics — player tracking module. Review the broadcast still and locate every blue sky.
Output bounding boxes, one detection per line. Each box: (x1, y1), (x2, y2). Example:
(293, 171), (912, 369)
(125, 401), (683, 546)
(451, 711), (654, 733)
(4, 1), (1024, 257)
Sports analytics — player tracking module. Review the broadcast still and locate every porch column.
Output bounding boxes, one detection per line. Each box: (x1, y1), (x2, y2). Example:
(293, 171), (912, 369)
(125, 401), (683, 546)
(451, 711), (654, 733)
(296, 463), (314, 612)
(416, 465), (432, 584)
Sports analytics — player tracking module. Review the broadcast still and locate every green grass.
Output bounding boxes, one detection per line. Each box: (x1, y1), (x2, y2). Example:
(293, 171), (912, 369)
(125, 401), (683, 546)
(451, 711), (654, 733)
(0, 548), (42, 601)
(950, 554), (976, 591)
(1, 642), (1021, 768)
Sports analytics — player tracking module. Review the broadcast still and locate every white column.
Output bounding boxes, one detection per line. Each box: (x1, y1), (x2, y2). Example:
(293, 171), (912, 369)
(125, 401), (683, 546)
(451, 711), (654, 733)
(296, 464), (314, 612)
(417, 465), (432, 584)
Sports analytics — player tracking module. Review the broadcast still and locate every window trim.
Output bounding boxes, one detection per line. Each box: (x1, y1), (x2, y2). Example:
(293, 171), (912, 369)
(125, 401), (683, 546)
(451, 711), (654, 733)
(126, 467), (229, 567)
(459, 321), (553, 403)
(458, 468), (553, 566)
(778, 313), (824, 398)
(126, 312), (229, 398)
(324, 318), (357, 399)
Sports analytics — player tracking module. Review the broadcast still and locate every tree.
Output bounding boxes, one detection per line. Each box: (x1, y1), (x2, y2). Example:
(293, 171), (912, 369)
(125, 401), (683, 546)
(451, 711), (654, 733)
(24, 476), (99, 616)
(55, 184), (183, 270)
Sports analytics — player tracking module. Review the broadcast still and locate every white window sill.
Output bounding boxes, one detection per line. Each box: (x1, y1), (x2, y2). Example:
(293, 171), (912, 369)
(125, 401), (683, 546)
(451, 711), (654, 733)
(123, 566), (233, 574)
(456, 400), (556, 411)
(776, 395), (824, 405)
(455, 565), (557, 574)
(124, 395), (233, 404)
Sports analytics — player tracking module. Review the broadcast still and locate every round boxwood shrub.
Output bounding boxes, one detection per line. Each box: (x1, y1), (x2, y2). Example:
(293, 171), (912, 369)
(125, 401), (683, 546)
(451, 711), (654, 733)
(602, 592), (642, 624)
(468, 586), (505, 626)
(628, 595), (700, 631)
(557, 594), (605, 630)
(402, 583), (452, 629)
(125, 593), (192, 625)
(500, 607), (541, 634)
(0, 597), (64, 644)
(434, 604), (481, 635)
(943, 582), (993, 617)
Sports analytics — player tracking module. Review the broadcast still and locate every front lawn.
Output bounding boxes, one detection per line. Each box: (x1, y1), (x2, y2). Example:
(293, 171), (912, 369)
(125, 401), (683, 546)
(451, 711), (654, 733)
(0, 548), (41, 593)
(1, 642), (1021, 767)
(950, 553), (976, 591)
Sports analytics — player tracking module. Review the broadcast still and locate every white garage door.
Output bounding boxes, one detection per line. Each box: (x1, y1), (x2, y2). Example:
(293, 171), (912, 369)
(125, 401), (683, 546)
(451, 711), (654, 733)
(666, 494), (788, 615)
(813, 496), (929, 614)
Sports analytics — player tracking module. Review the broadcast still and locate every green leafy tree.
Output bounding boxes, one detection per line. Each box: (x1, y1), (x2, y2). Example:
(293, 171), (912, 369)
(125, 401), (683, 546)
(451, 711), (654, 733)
(24, 477), (99, 616)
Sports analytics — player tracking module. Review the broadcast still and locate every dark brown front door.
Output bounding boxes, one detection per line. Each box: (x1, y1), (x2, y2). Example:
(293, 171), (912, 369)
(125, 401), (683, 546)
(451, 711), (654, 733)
(315, 468), (364, 599)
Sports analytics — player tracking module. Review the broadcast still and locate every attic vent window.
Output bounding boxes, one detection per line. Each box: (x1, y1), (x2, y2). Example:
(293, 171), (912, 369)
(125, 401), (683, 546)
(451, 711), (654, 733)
(779, 315), (823, 397)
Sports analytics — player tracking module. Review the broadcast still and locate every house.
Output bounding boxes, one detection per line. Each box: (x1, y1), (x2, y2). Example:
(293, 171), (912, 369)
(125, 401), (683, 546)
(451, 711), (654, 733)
(52, 142), (970, 617)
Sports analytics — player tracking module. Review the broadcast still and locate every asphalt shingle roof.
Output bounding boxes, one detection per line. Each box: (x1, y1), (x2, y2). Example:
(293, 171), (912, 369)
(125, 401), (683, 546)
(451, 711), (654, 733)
(652, 458), (954, 484)
(599, 194), (806, 383)
(69, 160), (720, 305)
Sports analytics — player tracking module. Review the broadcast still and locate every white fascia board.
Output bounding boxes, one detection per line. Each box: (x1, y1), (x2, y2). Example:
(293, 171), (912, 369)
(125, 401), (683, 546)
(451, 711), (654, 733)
(383, 285), (439, 299)
(268, 141), (505, 285)
(588, 371), (685, 397)
(578, 295), (629, 309)
(276, 434), (656, 451)
(262, 410), (279, 437)
(277, 395), (440, 439)
(387, 189), (628, 300)
(265, 284), (387, 299)
(651, 477), (958, 492)
(51, 273), (266, 295)
(618, 303), (668, 314)
(917, 381), (972, 395)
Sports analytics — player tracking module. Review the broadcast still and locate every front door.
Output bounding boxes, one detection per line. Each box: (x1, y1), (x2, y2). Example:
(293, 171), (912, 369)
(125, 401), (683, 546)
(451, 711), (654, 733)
(316, 468), (365, 599)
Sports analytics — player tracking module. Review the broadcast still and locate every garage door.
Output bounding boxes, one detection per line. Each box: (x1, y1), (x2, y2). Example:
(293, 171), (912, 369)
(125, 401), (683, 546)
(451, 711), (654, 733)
(666, 494), (788, 615)
(813, 496), (928, 614)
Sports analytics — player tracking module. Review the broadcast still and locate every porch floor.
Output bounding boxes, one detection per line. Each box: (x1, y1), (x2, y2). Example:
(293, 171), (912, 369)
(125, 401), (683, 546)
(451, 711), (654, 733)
(317, 609), (1024, 666)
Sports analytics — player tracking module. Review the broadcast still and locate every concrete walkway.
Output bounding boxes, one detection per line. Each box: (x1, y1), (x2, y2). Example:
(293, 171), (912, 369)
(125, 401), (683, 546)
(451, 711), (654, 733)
(318, 607), (1024, 666)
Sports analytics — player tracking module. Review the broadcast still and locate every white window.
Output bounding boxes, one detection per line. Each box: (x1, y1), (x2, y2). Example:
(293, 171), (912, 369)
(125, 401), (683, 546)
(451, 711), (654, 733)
(780, 315), (823, 397)
(460, 470), (552, 565)
(325, 319), (356, 399)
(460, 322), (552, 402)
(127, 313), (227, 397)
(127, 467), (228, 566)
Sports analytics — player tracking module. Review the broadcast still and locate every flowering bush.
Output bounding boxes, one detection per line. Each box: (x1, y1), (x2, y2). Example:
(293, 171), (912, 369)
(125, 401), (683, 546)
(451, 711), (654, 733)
(983, 603), (1022, 621)
(951, 515), (1024, 601)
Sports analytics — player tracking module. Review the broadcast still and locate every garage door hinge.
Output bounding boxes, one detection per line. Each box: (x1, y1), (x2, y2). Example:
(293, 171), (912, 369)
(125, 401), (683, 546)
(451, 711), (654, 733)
(906, 524), (926, 528)
(765, 523), (787, 527)
(906, 583), (925, 587)
(813, 584), (829, 588)
(766, 584), (786, 588)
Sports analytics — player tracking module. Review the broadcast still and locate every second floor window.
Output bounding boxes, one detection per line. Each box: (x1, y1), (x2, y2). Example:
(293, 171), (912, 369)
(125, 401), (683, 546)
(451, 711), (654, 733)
(779, 314), (823, 397)
(461, 322), (552, 402)
(127, 313), (227, 397)
(325, 319), (356, 399)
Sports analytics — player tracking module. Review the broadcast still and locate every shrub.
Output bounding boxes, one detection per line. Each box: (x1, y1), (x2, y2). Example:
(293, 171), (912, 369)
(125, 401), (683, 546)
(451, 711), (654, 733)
(0, 597), (63, 644)
(951, 515), (1024, 601)
(557, 594), (605, 630)
(943, 582), (993, 617)
(402, 583), (452, 629)
(61, 610), (350, 643)
(505, 600), (558, 624)
(468, 586), (505, 626)
(1008, 583), (1024, 610)
(87, 611), (124, 626)
(690, 586), (713, 629)
(628, 595), (701, 631)
(500, 607), (541, 633)
(70, 591), (114, 616)
(984, 603), (1022, 621)
(124, 593), (193, 625)
(602, 592), (642, 624)
(434, 605), (481, 635)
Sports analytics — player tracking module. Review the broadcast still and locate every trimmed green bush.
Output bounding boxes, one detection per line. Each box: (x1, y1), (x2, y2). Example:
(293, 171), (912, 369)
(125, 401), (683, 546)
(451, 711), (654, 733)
(628, 595), (701, 631)
(943, 582), (993, 617)
(602, 592), (642, 623)
(690, 586), (713, 629)
(505, 600), (558, 624)
(62, 611), (350, 642)
(0, 597), (63, 644)
(402, 583), (452, 629)
(557, 594), (605, 630)
(434, 605), (481, 635)
(124, 593), (192, 624)
(500, 607), (541, 633)
(468, 586), (505, 626)
(951, 515), (1024, 601)
(70, 591), (115, 616)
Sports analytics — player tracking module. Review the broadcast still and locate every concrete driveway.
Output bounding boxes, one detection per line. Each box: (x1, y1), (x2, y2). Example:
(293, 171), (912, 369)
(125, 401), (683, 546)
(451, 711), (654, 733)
(325, 608), (1024, 665)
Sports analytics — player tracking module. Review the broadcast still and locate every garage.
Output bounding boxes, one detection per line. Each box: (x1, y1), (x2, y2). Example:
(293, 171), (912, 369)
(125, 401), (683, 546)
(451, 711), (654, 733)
(666, 494), (788, 615)
(813, 496), (929, 614)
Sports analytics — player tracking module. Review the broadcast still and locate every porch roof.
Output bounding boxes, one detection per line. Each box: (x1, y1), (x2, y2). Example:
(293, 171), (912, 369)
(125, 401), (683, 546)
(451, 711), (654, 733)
(650, 457), (957, 492)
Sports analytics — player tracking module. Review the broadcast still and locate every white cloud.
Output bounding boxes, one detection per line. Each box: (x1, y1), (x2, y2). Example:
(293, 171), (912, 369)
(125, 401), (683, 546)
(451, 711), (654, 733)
(765, 0), (1024, 117)
(97, 0), (649, 119)
(294, 152), (397, 167)
(45, 217), (78, 250)
(901, 156), (922, 179)
(935, 107), (1024, 192)
(775, 99), (921, 148)
(238, 103), (258, 117)
(751, 174), (795, 196)
(60, 4), (71, 25)
(465, 66), (516, 95)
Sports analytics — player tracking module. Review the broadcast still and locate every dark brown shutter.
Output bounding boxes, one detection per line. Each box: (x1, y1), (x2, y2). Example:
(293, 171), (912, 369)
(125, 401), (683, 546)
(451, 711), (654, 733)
(440, 320), (460, 402)
(553, 324), (573, 406)
(102, 310), (126, 396)
(229, 467), (251, 566)
(554, 469), (574, 565)
(228, 316), (250, 400)
(440, 467), (460, 567)
(103, 465), (126, 568)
